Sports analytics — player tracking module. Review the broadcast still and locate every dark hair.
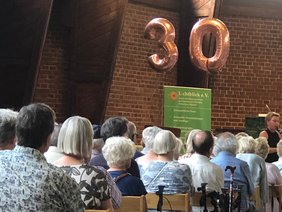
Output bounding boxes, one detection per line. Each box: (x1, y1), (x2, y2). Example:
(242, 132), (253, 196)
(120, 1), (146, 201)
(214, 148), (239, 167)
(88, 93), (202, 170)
(16, 103), (55, 149)
(100, 117), (128, 141)
(93, 124), (101, 139)
(192, 130), (214, 155)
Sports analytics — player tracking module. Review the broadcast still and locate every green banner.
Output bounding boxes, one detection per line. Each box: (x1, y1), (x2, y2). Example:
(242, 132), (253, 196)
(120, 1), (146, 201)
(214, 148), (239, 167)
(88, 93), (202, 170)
(163, 86), (211, 140)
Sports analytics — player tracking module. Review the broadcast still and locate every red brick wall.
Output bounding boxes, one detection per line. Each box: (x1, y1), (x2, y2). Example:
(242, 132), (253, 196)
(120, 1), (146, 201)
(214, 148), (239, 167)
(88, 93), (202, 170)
(210, 15), (282, 131)
(104, 2), (180, 137)
(33, 1), (70, 122)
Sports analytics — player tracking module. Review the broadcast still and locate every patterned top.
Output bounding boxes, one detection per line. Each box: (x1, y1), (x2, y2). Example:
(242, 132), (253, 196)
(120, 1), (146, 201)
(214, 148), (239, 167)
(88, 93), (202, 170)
(0, 145), (84, 212)
(141, 160), (194, 194)
(60, 164), (111, 209)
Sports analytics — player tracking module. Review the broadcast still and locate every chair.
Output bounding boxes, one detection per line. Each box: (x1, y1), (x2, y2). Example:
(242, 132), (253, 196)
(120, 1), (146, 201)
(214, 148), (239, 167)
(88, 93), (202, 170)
(269, 184), (282, 211)
(85, 210), (110, 212)
(250, 186), (260, 209)
(146, 193), (190, 212)
(115, 195), (146, 212)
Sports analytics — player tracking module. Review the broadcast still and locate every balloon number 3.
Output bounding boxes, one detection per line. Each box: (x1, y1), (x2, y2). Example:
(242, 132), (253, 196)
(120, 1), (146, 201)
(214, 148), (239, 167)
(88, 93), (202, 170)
(144, 18), (178, 72)
(189, 18), (230, 72)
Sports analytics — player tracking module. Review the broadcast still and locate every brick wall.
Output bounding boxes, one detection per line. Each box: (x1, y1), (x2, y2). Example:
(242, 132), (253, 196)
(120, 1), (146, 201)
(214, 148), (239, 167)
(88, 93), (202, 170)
(104, 2), (180, 138)
(33, 1), (70, 122)
(210, 15), (282, 131)
(33, 1), (282, 136)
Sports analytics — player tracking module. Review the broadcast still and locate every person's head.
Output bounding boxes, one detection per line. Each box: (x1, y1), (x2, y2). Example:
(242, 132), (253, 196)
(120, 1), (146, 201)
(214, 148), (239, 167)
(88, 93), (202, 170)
(141, 126), (162, 152)
(102, 136), (135, 169)
(0, 109), (18, 150)
(126, 121), (138, 144)
(57, 116), (93, 162)
(16, 103), (55, 152)
(214, 132), (238, 155)
(265, 112), (280, 131)
(185, 129), (201, 154)
(100, 117), (128, 141)
(235, 132), (249, 141)
(192, 130), (214, 157)
(254, 137), (269, 159)
(237, 136), (256, 153)
(93, 124), (101, 139)
(152, 130), (176, 157)
(277, 139), (282, 158)
(49, 123), (62, 147)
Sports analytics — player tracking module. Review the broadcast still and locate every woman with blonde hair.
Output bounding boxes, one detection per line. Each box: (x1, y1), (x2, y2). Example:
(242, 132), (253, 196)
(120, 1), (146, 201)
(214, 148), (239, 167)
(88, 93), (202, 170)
(53, 116), (114, 211)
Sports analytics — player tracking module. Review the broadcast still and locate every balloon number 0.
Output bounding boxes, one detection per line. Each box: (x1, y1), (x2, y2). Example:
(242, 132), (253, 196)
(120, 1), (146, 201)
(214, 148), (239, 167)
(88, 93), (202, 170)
(144, 17), (230, 72)
(144, 18), (178, 72)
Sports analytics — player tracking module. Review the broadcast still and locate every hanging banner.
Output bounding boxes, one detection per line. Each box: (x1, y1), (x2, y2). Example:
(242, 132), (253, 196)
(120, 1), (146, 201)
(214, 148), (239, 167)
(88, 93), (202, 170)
(163, 86), (211, 139)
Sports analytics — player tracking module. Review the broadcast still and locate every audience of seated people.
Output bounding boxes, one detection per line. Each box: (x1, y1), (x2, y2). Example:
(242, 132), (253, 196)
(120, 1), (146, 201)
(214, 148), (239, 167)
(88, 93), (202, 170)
(44, 123), (64, 163)
(179, 130), (224, 193)
(4, 104), (282, 212)
(0, 103), (84, 211)
(89, 116), (140, 178)
(53, 116), (114, 211)
(272, 139), (282, 175)
(142, 129), (194, 194)
(103, 136), (147, 196)
(0, 108), (18, 150)
(211, 132), (255, 211)
(236, 135), (268, 211)
(254, 137), (282, 212)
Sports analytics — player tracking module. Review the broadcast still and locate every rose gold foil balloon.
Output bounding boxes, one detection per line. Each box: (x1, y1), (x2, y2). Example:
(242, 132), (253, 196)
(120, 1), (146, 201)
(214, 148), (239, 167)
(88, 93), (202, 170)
(144, 18), (178, 72)
(189, 18), (230, 72)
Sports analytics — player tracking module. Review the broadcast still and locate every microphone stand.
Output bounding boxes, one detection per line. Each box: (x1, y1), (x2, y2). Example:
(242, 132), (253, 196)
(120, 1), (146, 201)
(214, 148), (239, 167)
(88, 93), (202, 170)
(156, 185), (165, 211)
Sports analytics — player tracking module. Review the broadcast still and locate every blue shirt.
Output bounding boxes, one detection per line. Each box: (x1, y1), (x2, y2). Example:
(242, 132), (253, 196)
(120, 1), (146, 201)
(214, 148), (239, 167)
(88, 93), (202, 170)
(109, 170), (147, 196)
(0, 146), (84, 212)
(211, 151), (255, 211)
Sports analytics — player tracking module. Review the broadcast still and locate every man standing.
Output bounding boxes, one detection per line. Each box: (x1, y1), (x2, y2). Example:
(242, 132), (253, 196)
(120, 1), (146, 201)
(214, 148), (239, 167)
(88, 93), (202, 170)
(0, 103), (84, 211)
(259, 111), (281, 162)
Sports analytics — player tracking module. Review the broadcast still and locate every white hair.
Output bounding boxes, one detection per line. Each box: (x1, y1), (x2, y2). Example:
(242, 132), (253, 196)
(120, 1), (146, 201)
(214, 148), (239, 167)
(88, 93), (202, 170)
(254, 137), (269, 159)
(57, 116), (93, 162)
(153, 130), (176, 155)
(237, 136), (256, 153)
(102, 136), (135, 168)
(186, 129), (201, 154)
(277, 140), (282, 157)
(215, 132), (238, 155)
(0, 109), (18, 147)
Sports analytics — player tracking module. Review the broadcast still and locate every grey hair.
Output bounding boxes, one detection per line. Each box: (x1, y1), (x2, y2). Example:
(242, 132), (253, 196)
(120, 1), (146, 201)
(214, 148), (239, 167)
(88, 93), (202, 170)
(142, 126), (162, 150)
(152, 130), (176, 155)
(0, 109), (18, 147)
(237, 136), (256, 153)
(215, 132), (238, 155)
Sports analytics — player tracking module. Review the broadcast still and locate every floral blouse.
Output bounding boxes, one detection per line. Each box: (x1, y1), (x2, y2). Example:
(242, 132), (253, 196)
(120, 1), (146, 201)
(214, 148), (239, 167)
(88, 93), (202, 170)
(60, 164), (111, 209)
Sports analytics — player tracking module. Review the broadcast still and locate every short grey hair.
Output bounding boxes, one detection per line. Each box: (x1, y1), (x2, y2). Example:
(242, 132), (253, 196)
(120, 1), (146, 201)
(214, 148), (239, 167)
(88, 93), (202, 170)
(102, 136), (135, 169)
(237, 136), (256, 153)
(0, 109), (18, 148)
(142, 126), (162, 150)
(58, 116), (93, 162)
(215, 132), (238, 155)
(153, 130), (176, 155)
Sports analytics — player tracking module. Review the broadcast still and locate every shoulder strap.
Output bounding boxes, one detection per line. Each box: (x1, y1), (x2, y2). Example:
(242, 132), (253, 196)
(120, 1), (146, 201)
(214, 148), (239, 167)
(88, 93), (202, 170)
(147, 163), (168, 188)
(113, 173), (131, 183)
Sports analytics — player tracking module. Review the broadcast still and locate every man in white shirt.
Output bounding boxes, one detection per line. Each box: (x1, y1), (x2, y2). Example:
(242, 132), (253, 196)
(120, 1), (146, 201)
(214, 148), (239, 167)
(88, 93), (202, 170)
(179, 130), (224, 192)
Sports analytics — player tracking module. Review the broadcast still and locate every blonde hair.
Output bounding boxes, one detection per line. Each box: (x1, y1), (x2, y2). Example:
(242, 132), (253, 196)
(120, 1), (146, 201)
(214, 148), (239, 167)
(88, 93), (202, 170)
(265, 112), (280, 122)
(185, 129), (201, 154)
(102, 136), (135, 168)
(237, 136), (256, 153)
(254, 137), (269, 159)
(58, 116), (93, 162)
